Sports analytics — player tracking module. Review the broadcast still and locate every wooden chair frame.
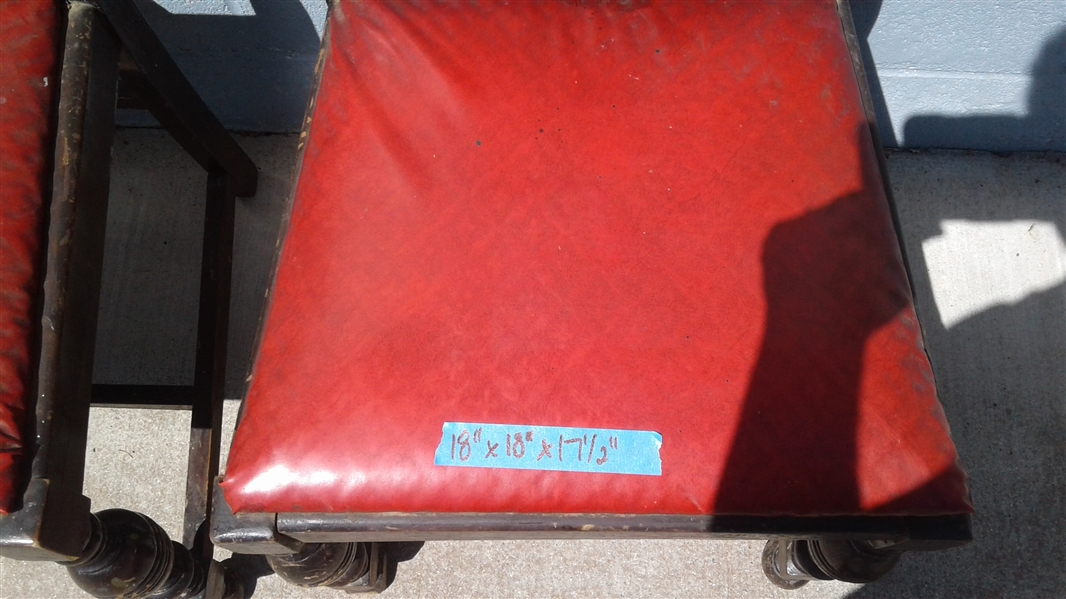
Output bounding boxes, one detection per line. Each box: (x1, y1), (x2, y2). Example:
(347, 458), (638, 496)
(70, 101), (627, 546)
(0, 1), (255, 597)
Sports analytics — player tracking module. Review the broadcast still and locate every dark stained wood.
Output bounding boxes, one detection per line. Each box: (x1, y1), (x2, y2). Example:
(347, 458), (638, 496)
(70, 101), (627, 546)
(273, 511), (972, 550)
(66, 509), (209, 598)
(183, 170), (236, 562)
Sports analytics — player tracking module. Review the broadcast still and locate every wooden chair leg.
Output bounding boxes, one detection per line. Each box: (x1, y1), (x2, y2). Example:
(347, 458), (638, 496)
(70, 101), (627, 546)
(66, 509), (236, 598)
(183, 169), (236, 564)
(266, 542), (390, 593)
(63, 169), (242, 598)
(762, 539), (901, 589)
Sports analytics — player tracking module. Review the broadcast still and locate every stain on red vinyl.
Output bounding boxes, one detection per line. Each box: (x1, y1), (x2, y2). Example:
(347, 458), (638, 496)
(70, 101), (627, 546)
(0, 0), (60, 514)
(223, 0), (971, 517)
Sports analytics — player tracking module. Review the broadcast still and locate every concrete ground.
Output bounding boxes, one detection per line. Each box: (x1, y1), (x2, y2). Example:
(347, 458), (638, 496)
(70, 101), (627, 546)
(1, 130), (1063, 598)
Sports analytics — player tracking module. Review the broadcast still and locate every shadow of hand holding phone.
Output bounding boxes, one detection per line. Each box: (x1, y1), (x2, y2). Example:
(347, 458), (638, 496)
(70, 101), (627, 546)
(713, 126), (911, 516)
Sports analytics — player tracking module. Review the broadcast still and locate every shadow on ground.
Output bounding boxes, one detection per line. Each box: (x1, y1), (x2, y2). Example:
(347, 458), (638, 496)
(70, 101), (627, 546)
(126, 0), (320, 131)
(846, 151), (1065, 598)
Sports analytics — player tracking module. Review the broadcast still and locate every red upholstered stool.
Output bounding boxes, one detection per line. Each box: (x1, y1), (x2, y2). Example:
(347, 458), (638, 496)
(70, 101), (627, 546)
(214, 0), (972, 591)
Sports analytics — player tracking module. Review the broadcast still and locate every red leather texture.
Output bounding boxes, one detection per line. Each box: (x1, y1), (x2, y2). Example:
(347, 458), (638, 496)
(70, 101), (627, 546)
(0, 0), (59, 514)
(223, 0), (971, 517)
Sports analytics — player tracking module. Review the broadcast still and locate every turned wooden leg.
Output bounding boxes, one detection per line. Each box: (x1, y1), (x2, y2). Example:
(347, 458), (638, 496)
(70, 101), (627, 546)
(762, 538), (901, 589)
(266, 541), (389, 593)
(65, 509), (242, 599)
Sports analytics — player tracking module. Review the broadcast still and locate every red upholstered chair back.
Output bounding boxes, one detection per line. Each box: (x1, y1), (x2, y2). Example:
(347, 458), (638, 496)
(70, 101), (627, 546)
(0, 0), (61, 515)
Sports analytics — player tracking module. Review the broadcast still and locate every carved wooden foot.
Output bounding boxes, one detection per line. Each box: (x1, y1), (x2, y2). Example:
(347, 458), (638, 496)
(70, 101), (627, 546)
(762, 539), (901, 589)
(266, 541), (389, 593)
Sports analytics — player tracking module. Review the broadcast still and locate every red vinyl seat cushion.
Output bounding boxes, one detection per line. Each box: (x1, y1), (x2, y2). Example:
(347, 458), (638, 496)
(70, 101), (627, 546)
(0, 0), (59, 515)
(222, 0), (971, 517)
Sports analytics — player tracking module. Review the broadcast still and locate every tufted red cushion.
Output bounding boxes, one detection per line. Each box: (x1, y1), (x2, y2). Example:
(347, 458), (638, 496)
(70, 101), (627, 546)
(0, 0), (60, 515)
(222, 0), (971, 517)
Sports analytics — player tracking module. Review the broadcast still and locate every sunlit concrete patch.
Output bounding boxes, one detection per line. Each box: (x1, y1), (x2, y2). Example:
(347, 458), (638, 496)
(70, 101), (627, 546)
(922, 219), (1066, 328)
(153, 0), (255, 16)
(150, 0), (328, 38)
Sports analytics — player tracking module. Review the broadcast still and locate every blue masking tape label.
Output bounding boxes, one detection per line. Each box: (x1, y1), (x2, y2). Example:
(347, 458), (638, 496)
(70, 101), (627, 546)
(434, 422), (662, 476)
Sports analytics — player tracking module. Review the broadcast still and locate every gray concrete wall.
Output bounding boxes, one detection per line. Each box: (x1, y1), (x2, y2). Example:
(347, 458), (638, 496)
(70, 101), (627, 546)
(851, 0), (1065, 152)
(128, 0), (1066, 151)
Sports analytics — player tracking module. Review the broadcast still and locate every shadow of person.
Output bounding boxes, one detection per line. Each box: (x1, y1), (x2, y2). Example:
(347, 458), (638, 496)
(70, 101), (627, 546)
(712, 125), (913, 515)
(898, 26), (1065, 240)
(903, 27), (1066, 152)
(128, 0), (321, 131)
